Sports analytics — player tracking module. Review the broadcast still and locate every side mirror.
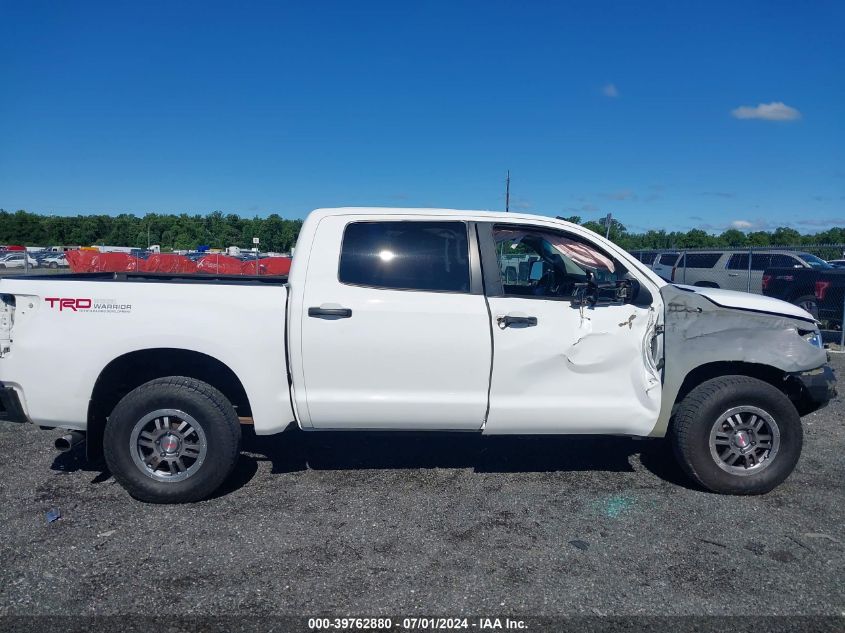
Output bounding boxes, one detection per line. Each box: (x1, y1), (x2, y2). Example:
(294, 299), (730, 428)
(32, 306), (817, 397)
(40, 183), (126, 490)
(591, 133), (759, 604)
(529, 261), (544, 281)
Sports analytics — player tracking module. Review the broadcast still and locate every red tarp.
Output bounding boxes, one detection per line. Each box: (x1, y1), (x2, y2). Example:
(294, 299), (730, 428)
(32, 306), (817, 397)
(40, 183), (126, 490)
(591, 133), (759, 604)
(66, 250), (139, 273)
(240, 257), (291, 276)
(140, 254), (198, 273)
(65, 250), (291, 276)
(261, 256), (292, 276)
(195, 254), (243, 275)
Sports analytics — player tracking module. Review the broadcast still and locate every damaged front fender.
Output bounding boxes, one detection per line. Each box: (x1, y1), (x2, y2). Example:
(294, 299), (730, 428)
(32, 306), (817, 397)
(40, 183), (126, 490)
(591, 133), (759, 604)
(652, 285), (829, 437)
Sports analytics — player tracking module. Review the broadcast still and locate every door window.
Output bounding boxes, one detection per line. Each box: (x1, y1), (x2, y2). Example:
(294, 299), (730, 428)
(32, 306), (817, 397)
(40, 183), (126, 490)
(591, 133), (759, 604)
(339, 221), (470, 292)
(683, 253), (722, 268)
(769, 254), (798, 268)
(493, 226), (618, 299)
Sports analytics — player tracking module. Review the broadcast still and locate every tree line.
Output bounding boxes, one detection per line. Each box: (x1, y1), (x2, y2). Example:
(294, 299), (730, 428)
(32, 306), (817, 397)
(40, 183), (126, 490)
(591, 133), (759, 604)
(1, 209), (843, 252)
(560, 216), (845, 250)
(0, 210), (302, 253)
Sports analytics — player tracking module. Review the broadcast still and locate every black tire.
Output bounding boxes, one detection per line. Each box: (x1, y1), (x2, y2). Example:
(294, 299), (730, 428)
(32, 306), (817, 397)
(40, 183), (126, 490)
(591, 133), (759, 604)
(670, 375), (802, 495)
(103, 376), (241, 503)
(791, 294), (819, 320)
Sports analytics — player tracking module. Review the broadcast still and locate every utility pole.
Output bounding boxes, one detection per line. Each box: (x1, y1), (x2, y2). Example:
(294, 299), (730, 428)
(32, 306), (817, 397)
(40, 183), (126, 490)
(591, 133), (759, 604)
(605, 213), (612, 239)
(505, 170), (510, 212)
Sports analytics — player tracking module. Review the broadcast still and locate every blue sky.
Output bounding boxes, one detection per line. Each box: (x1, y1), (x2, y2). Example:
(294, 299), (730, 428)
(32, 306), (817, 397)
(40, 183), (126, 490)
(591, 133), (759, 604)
(1, 1), (843, 233)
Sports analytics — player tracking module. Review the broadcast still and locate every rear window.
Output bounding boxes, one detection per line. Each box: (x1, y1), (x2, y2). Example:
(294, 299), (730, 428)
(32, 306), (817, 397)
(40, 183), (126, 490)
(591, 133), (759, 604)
(639, 252), (657, 264)
(339, 221), (470, 293)
(658, 253), (680, 265)
(681, 253), (722, 268)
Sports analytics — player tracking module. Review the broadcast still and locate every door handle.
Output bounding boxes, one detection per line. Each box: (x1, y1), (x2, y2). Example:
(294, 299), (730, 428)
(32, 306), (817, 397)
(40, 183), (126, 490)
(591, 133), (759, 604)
(497, 315), (538, 328)
(308, 307), (352, 318)
(728, 273), (740, 277)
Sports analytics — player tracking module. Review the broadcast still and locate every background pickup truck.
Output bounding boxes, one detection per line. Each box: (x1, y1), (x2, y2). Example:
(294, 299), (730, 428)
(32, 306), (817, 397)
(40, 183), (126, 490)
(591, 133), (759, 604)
(0, 208), (836, 502)
(763, 266), (845, 328)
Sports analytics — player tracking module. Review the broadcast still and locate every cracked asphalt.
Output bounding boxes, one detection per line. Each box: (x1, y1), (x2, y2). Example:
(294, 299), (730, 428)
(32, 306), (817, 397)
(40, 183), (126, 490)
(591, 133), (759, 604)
(1, 356), (843, 617)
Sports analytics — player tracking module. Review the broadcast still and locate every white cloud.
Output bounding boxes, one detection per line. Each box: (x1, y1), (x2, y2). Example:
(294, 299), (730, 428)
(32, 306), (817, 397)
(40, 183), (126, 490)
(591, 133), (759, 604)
(729, 220), (754, 229)
(731, 102), (801, 121)
(602, 83), (619, 98)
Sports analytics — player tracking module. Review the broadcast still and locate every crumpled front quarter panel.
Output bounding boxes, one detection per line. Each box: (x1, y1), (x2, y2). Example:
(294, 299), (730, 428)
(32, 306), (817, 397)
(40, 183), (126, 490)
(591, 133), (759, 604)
(653, 285), (827, 436)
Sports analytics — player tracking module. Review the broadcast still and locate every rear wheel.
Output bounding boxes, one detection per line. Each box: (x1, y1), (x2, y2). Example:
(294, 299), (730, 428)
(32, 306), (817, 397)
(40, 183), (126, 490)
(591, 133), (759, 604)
(792, 294), (819, 320)
(670, 376), (802, 494)
(103, 376), (241, 503)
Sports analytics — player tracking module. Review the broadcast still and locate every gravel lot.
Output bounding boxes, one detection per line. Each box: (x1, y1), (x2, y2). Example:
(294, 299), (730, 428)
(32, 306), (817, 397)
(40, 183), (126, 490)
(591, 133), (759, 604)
(1, 357), (843, 618)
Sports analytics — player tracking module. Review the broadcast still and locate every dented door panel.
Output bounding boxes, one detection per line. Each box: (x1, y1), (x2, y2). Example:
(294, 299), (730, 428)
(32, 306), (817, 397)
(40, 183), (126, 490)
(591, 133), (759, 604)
(484, 296), (662, 435)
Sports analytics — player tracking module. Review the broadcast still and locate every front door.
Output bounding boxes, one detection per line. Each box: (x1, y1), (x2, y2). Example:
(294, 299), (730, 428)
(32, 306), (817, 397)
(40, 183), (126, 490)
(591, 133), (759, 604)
(298, 216), (492, 430)
(481, 223), (663, 435)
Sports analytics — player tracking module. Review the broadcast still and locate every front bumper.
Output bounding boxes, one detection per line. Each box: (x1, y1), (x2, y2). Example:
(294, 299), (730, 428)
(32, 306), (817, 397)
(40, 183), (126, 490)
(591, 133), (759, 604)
(0, 385), (28, 423)
(792, 365), (837, 410)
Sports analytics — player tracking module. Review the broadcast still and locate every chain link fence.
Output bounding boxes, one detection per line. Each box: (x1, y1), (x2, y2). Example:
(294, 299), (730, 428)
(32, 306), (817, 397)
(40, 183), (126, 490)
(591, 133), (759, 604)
(631, 245), (845, 346)
(3, 244), (843, 346)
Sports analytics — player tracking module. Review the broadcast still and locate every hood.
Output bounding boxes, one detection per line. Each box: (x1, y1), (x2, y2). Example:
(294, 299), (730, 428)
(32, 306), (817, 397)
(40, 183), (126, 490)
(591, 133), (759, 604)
(672, 284), (816, 323)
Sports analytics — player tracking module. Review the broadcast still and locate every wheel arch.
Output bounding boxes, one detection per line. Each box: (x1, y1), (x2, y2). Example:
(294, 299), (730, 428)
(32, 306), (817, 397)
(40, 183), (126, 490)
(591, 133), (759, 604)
(671, 360), (817, 423)
(86, 348), (252, 460)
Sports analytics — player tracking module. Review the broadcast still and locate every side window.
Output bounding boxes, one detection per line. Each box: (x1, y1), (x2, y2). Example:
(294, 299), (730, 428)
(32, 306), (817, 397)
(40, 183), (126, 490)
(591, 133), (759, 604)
(338, 221), (470, 293)
(493, 225), (619, 299)
(726, 253), (748, 270)
(684, 253), (722, 269)
(769, 254), (797, 268)
(659, 253), (679, 265)
(750, 254), (772, 271)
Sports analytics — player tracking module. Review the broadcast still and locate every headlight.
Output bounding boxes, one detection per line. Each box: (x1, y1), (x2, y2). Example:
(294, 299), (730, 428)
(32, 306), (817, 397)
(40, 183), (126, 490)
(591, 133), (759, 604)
(803, 331), (824, 349)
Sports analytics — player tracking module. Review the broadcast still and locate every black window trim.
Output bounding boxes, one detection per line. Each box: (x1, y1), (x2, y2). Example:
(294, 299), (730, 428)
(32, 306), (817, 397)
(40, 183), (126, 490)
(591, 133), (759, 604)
(336, 219), (482, 296)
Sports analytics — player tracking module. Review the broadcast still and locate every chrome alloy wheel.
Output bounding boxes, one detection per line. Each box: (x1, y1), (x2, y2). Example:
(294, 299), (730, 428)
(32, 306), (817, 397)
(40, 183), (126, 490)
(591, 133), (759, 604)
(709, 406), (781, 476)
(129, 409), (207, 482)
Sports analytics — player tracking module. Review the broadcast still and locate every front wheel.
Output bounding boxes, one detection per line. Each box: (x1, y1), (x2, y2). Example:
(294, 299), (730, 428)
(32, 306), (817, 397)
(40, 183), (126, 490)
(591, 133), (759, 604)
(103, 376), (241, 503)
(670, 376), (802, 494)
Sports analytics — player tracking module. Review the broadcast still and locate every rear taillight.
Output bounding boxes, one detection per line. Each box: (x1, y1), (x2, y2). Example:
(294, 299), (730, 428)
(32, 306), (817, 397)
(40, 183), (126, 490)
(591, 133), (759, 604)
(761, 274), (771, 290)
(671, 266), (677, 282)
(815, 280), (831, 300)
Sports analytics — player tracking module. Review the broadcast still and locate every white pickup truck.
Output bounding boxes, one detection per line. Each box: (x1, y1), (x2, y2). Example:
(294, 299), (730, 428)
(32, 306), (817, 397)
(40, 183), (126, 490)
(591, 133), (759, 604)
(0, 208), (836, 503)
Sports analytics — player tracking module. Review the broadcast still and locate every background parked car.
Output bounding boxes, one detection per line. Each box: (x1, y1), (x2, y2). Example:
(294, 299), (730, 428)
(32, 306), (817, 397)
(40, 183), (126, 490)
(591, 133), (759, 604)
(651, 252), (680, 281)
(762, 264), (845, 326)
(672, 250), (828, 293)
(40, 253), (69, 268)
(0, 252), (38, 269)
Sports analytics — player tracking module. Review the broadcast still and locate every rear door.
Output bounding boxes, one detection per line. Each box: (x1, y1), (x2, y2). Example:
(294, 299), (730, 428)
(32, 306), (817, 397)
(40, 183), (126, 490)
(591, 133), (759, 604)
(298, 216), (492, 430)
(480, 223), (662, 435)
(724, 253), (750, 291)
